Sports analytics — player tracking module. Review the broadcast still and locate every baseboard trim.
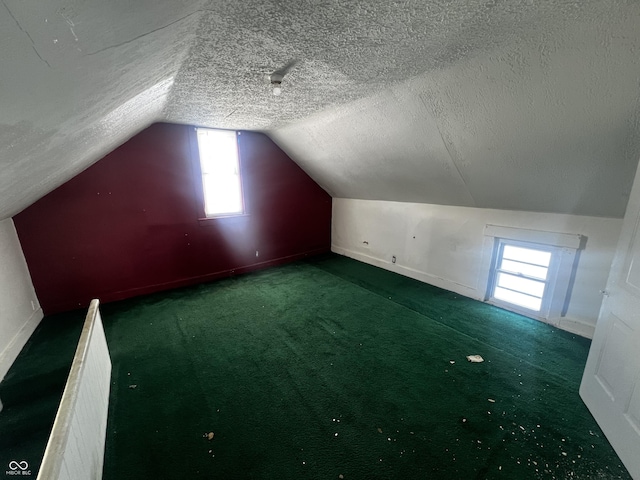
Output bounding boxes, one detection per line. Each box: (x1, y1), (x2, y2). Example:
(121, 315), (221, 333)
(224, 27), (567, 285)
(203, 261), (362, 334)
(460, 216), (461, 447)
(43, 247), (331, 314)
(331, 245), (596, 339)
(554, 317), (595, 339)
(0, 307), (44, 381)
(331, 245), (478, 297)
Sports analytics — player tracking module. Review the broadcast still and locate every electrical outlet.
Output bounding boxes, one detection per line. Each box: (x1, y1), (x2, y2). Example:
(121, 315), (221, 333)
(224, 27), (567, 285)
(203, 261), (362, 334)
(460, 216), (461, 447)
(392, 256), (396, 264)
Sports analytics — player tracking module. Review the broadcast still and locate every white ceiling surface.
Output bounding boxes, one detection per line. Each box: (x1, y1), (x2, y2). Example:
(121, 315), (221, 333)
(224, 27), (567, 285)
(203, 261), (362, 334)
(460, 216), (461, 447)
(0, 0), (202, 220)
(2, 1), (640, 220)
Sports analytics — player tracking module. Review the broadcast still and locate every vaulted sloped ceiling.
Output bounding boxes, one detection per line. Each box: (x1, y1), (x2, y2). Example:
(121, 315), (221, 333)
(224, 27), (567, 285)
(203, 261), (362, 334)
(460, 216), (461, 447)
(2, 0), (640, 220)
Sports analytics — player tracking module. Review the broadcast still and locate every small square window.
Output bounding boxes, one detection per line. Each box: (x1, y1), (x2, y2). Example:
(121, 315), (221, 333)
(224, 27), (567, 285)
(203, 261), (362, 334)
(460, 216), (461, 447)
(490, 241), (555, 313)
(195, 128), (244, 217)
(483, 225), (584, 323)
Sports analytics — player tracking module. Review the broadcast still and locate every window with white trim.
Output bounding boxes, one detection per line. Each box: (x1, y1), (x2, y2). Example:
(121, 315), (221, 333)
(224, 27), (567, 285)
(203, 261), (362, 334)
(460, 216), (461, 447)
(195, 128), (244, 217)
(490, 241), (556, 313)
(483, 225), (584, 321)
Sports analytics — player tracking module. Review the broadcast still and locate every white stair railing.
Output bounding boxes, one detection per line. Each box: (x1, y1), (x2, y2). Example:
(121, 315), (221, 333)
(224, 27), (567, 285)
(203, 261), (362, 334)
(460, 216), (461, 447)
(37, 299), (111, 480)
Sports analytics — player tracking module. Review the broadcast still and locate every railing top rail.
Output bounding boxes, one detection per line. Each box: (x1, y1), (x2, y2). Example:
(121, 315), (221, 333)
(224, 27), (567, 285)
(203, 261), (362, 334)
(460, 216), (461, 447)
(36, 299), (101, 480)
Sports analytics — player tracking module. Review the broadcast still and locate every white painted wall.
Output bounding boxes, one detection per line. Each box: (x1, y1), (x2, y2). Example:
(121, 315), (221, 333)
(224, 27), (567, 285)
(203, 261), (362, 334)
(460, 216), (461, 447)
(0, 218), (42, 381)
(332, 199), (623, 338)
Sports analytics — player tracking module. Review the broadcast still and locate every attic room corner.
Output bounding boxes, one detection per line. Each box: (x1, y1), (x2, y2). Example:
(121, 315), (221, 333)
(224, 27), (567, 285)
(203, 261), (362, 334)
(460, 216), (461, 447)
(330, 198), (622, 339)
(0, 218), (42, 382)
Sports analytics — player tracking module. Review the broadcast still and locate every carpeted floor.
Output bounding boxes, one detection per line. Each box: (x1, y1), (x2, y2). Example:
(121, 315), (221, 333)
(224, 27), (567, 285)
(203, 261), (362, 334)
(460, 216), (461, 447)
(0, 311), (85, 476)
(0, 253), (631, 479)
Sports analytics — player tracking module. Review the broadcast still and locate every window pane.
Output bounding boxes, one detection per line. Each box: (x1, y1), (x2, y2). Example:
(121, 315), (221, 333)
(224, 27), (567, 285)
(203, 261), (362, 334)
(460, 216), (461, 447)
(196, 129), (243, 216)
(499, 259), (548, 280)
(496, 272), (546, 298)
(502, 245), (551, 267)
(202, 174), (243, 215)
(494, 287), (542, 311)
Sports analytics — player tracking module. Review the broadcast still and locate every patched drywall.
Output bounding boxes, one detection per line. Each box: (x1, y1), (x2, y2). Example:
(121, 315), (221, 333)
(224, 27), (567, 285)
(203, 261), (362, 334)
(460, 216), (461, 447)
(0, 219), (42, 380)
(332, 198), (623, 338)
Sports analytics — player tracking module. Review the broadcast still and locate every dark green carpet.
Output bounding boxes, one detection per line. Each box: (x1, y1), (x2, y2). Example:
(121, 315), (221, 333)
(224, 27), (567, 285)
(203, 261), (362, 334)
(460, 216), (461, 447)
(100, 254), (628, 479)
(0, 311), (84, 476)
(0, 253), (631, 479)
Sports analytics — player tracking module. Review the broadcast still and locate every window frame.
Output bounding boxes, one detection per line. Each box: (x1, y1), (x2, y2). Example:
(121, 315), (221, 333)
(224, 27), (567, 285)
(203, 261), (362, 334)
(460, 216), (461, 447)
(487, 239), (561, 318)
(481, 225), (584, 323)
(189, 127), (248, 224)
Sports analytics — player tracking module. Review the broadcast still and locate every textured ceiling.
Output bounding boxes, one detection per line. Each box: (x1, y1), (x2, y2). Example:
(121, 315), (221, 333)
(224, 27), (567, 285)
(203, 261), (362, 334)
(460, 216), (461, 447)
(166, 0), (559, 129)
(2, 0), (640, 220)
(0, 0), (202, 219)
(270, 3), (640, 216)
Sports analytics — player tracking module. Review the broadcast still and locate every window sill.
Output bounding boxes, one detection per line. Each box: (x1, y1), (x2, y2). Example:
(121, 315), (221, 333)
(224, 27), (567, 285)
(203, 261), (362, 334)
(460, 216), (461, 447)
(198, 213), (250, 226)
(486, 298), (548, 322)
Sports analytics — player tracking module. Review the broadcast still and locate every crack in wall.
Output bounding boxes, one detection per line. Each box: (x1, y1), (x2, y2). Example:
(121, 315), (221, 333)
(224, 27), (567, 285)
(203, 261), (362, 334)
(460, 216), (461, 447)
(85, 10), (207, 56)
(2, 0), (51, 68)
(420, 92), (476, 207)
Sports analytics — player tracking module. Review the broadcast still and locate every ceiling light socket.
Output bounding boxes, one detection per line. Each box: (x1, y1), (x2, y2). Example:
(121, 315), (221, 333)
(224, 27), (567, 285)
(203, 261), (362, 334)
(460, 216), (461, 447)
(270, 73), (284, 96)
(269, 73), (284, 83)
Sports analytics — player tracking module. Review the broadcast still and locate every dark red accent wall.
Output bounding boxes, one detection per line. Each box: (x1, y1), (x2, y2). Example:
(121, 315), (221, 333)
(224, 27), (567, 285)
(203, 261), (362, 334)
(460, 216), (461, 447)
(14, 123), (332, 314)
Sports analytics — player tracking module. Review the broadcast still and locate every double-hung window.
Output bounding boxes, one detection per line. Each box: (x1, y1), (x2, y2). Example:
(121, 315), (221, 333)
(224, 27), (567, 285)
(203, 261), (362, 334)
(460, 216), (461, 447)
(195, 128), (244, 217)
(490, 241), (556, 313)
(483, 225), (584, 321)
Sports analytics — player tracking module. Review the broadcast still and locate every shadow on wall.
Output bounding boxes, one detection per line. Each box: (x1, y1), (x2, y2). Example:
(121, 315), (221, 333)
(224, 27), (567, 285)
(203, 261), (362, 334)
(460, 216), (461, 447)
(13, 123), (332, 314)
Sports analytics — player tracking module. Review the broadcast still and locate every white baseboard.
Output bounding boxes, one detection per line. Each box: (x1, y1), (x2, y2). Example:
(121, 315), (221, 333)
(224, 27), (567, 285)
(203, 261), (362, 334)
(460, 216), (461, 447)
(0, 308), (44, 382)
(331, 245), (479, 298)
(331, 245), (596, 339)
(554, 317), (595, 339)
